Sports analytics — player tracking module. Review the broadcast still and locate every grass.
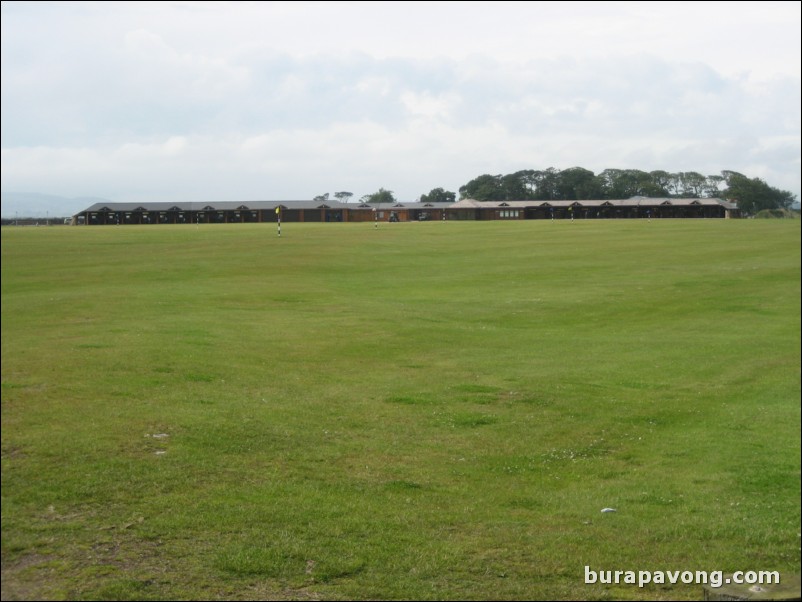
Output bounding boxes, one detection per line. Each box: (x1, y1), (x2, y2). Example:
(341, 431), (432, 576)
(2, 219), (800, 600)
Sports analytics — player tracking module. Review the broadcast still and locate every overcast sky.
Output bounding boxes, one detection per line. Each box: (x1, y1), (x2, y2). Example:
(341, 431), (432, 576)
(1, 0), (800, 215)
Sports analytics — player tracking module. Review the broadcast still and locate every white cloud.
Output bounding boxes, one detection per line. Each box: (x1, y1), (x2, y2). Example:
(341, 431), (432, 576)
(1, 0), (800, 214)
(400, 91), (460, 121)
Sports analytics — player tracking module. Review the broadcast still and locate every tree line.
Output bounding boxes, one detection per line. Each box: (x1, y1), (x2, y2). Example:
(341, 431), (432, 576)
(455, 168), (796, 215)
(313, 167), (796, 216)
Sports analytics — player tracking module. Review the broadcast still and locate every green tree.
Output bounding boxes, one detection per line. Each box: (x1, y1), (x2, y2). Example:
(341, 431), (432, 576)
(703, 175), (725, 198)
(500, 173), (530, 200)
(665, 172), (684, 197)
(512, 169), (538, 198)
(531, 168), (560, 200)
(459, 174), (504, 201)
(334, 191), (353, 203)
(313, 193), (329, 202)
(420, 187), (456, 203)
(555, 167), (599, 200)
(722, 171), (796, 215)
(678, 172), (707, 197)
(456, 166), (795, 208)
(362, 188), (397, 204)
(596, 169), (627, 198)
(596, 169), (656, 198)
(649, 170), (673, 197)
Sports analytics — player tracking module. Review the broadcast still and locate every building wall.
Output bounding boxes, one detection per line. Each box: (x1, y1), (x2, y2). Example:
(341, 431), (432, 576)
(75, 202), (737, 224)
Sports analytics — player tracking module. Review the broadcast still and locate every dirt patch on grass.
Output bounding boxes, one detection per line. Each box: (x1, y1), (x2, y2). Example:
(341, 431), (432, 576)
(1, 553), (56, 601)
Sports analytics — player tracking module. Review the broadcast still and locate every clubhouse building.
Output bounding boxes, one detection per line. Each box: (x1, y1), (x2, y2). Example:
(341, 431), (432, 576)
(71, 197), (740, 225)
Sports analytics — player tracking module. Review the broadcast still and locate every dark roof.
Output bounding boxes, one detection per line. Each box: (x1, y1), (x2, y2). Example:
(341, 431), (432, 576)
(78, 197), (737, 214)
(452, 197), (736, 209)
(81, 200), (335, 212)
(79, 200), (455, 213)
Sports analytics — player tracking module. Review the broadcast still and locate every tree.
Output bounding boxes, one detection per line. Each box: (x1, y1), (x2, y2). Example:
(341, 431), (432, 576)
(678, 172), (707, 198)
(722, 171), (796, 215)
(459, 174), (505, 201)
(702, 175), (724, 198)
(649, 170), (673, 197)
(512, 169), (538, 198)
(594, 168), (658, 198)
(454, 166), (795, 209)
(531, 168), (559, 200)
(633, 170), (667, 198)
(625, 169), (657, 197)
(665, 172), (684, 197)
(555, 167), (599, 200)
(420, 187), (455, 203)
(313, 193), (329, 202)
(500, 173), (530, 200)
(334, 191), (353, 203)
(596, 169), (625, 198)
(362, 188), (397, 204)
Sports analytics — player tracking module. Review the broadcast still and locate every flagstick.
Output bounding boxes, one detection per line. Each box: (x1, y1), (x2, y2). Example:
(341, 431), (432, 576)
(276, 207), (281, 237)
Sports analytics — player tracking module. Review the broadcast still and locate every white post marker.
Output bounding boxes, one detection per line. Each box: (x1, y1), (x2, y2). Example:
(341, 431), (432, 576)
(276, 206), (281, 237)
(374, 207), (378, 229)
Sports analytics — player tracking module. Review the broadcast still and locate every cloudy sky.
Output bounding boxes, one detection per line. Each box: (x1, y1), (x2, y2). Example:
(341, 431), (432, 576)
(1, 0), (800, 216)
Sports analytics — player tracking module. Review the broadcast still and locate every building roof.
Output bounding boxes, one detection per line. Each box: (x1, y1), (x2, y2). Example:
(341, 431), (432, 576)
(80, 200), (349, 212)
(77, 197), (737, 214)
(451, 197), (735, 209)
(79, 200), (456, 213)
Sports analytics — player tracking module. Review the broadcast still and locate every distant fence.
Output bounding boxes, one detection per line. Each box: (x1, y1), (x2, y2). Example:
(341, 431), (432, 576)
(0, 218), (72, 226)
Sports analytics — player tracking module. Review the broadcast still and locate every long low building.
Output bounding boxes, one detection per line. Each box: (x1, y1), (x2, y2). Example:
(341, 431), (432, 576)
(448, 197), (739, 219)
(71, 196), (739, 225)
(72, 200), (453, 225)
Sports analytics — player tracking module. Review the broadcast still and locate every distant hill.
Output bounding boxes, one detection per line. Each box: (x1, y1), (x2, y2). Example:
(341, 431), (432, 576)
(0, 192), (114, 218)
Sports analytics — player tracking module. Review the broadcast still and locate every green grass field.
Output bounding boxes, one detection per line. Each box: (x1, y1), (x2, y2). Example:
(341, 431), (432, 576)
(2, 219), (800, 600)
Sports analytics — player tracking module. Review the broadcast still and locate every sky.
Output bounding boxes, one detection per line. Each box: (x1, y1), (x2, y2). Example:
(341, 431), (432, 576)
(1, 0), (800, 216)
